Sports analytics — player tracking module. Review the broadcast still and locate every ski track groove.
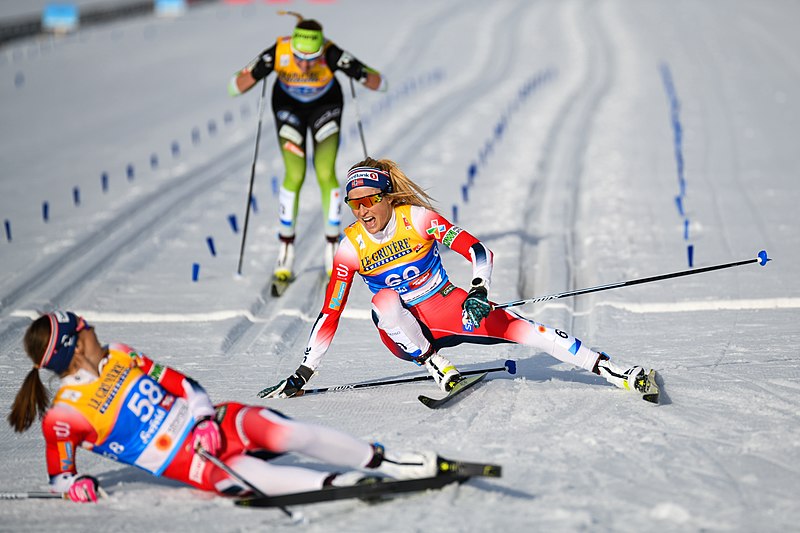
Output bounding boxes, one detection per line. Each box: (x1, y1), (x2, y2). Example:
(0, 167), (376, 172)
(233, 1), (544, 382)
(0, 138), (262, 354)
(518, 0), (613, 334)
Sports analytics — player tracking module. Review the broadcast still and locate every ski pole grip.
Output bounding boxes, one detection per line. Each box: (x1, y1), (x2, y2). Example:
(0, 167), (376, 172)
(504, 359), (517, 375)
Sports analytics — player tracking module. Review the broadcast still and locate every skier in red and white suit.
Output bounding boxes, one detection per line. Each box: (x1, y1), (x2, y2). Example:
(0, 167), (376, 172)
(8, 312), (438, 503)
(264, 158), (656, 400)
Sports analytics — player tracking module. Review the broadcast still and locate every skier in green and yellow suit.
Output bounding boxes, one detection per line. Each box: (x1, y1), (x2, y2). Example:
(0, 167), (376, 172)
(228, 12), (387, 280)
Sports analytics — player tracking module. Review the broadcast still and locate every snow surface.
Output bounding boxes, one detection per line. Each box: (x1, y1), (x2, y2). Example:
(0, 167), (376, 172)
(1, 0), (799, 531)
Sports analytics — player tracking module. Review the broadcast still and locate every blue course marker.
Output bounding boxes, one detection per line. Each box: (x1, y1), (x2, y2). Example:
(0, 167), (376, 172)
(206, 237), (217, 257)
(192, 263), (200, 282)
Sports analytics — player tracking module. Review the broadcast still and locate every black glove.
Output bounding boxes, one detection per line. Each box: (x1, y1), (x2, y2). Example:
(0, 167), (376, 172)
(263, 365), (314, 398)
(250, 56), (269, 80)
(462, 278), (491, 327)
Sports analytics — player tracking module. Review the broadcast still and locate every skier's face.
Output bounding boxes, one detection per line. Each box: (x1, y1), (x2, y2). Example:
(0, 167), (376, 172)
(347, 186), (392, 234)
(294, 56), (319, 74)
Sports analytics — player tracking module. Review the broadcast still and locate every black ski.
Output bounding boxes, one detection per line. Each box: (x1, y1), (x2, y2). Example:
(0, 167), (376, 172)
(235, 474), (465, 508)
(639, 369), (660, 404)
(418, 372), (488, 409)
(437, 457), (502, 478)
(270, 274), (294, 297)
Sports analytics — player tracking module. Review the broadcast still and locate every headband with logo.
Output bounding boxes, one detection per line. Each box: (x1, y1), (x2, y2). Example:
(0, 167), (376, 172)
(39, 311), (90, 374)
(345, 167), (393, 195)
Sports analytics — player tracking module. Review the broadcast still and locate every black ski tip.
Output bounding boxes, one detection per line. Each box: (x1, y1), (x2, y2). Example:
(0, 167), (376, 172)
(641, 369), (660, 404)
(643, 393), (659, 404)
(757, 250), (770, 266)
(418, 395), (435, 407)
(436, 457), (503, 478)
(418, 372), (488, 409)
(270, 276), (293, 297)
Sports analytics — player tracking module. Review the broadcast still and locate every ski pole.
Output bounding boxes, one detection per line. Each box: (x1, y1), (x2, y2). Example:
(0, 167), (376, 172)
(197, 448), (299, 520)
(236, 78), (269, 276)
(349, 78), (369, 158)
(494, 250), (771, 310)
(0, 492), (66, 500)
(293, 359), (517, 397)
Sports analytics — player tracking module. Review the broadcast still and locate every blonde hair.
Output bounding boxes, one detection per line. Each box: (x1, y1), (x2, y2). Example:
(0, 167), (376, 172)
(7, 315), (52, 433)
(350, 158), (436, 211)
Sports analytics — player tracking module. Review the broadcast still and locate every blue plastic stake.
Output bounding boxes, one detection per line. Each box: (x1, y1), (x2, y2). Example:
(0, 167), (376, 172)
(171, 141), (180, 157)
(468, 163), (477, 186)
(272, 176), (279, 196)
(192, 263), (200, 282)
(101, 172), (109, 192)
(228, 214), (238, 233)
(687, 244), (694, 267)
(126, 164), (134, 181)
(42, 201), (49, 222)
(192, 128), (200, 145)
(250, 195), (258, 214)
(206, 237), (217, 257)
(208, 120), (217, 135)
(150, 154), (159, 169)
(224, 111), (233, 125)
(461, 184), (469, 202)
(73, 186), (80, 206)
(675, 195), (684, 217)
(683, 219), (689, 240)
(4, 219), (11, 242)
(452, 205), (458, 223)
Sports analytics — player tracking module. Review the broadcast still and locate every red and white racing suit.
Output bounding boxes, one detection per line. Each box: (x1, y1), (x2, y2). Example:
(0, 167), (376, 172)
(302, 205), (601, 372)
(43, 344), (375, 496)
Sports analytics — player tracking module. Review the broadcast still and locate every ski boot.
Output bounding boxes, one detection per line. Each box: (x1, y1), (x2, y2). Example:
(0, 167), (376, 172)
(419, 351), (462, 392)
(273, 236), (295, 282)
(367, 443), (438, 480)
(595, 353), (659, 404)
(271, 236), (295, 297)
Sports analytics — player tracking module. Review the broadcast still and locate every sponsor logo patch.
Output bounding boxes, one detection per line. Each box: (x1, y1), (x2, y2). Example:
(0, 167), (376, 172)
(442, 226), (463, 247)
(328, 280), (347, 310)
(426, 220), (447, 240)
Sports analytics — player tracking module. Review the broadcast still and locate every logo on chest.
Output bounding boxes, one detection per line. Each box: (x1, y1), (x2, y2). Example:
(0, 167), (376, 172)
(361, 238), (412, 271)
